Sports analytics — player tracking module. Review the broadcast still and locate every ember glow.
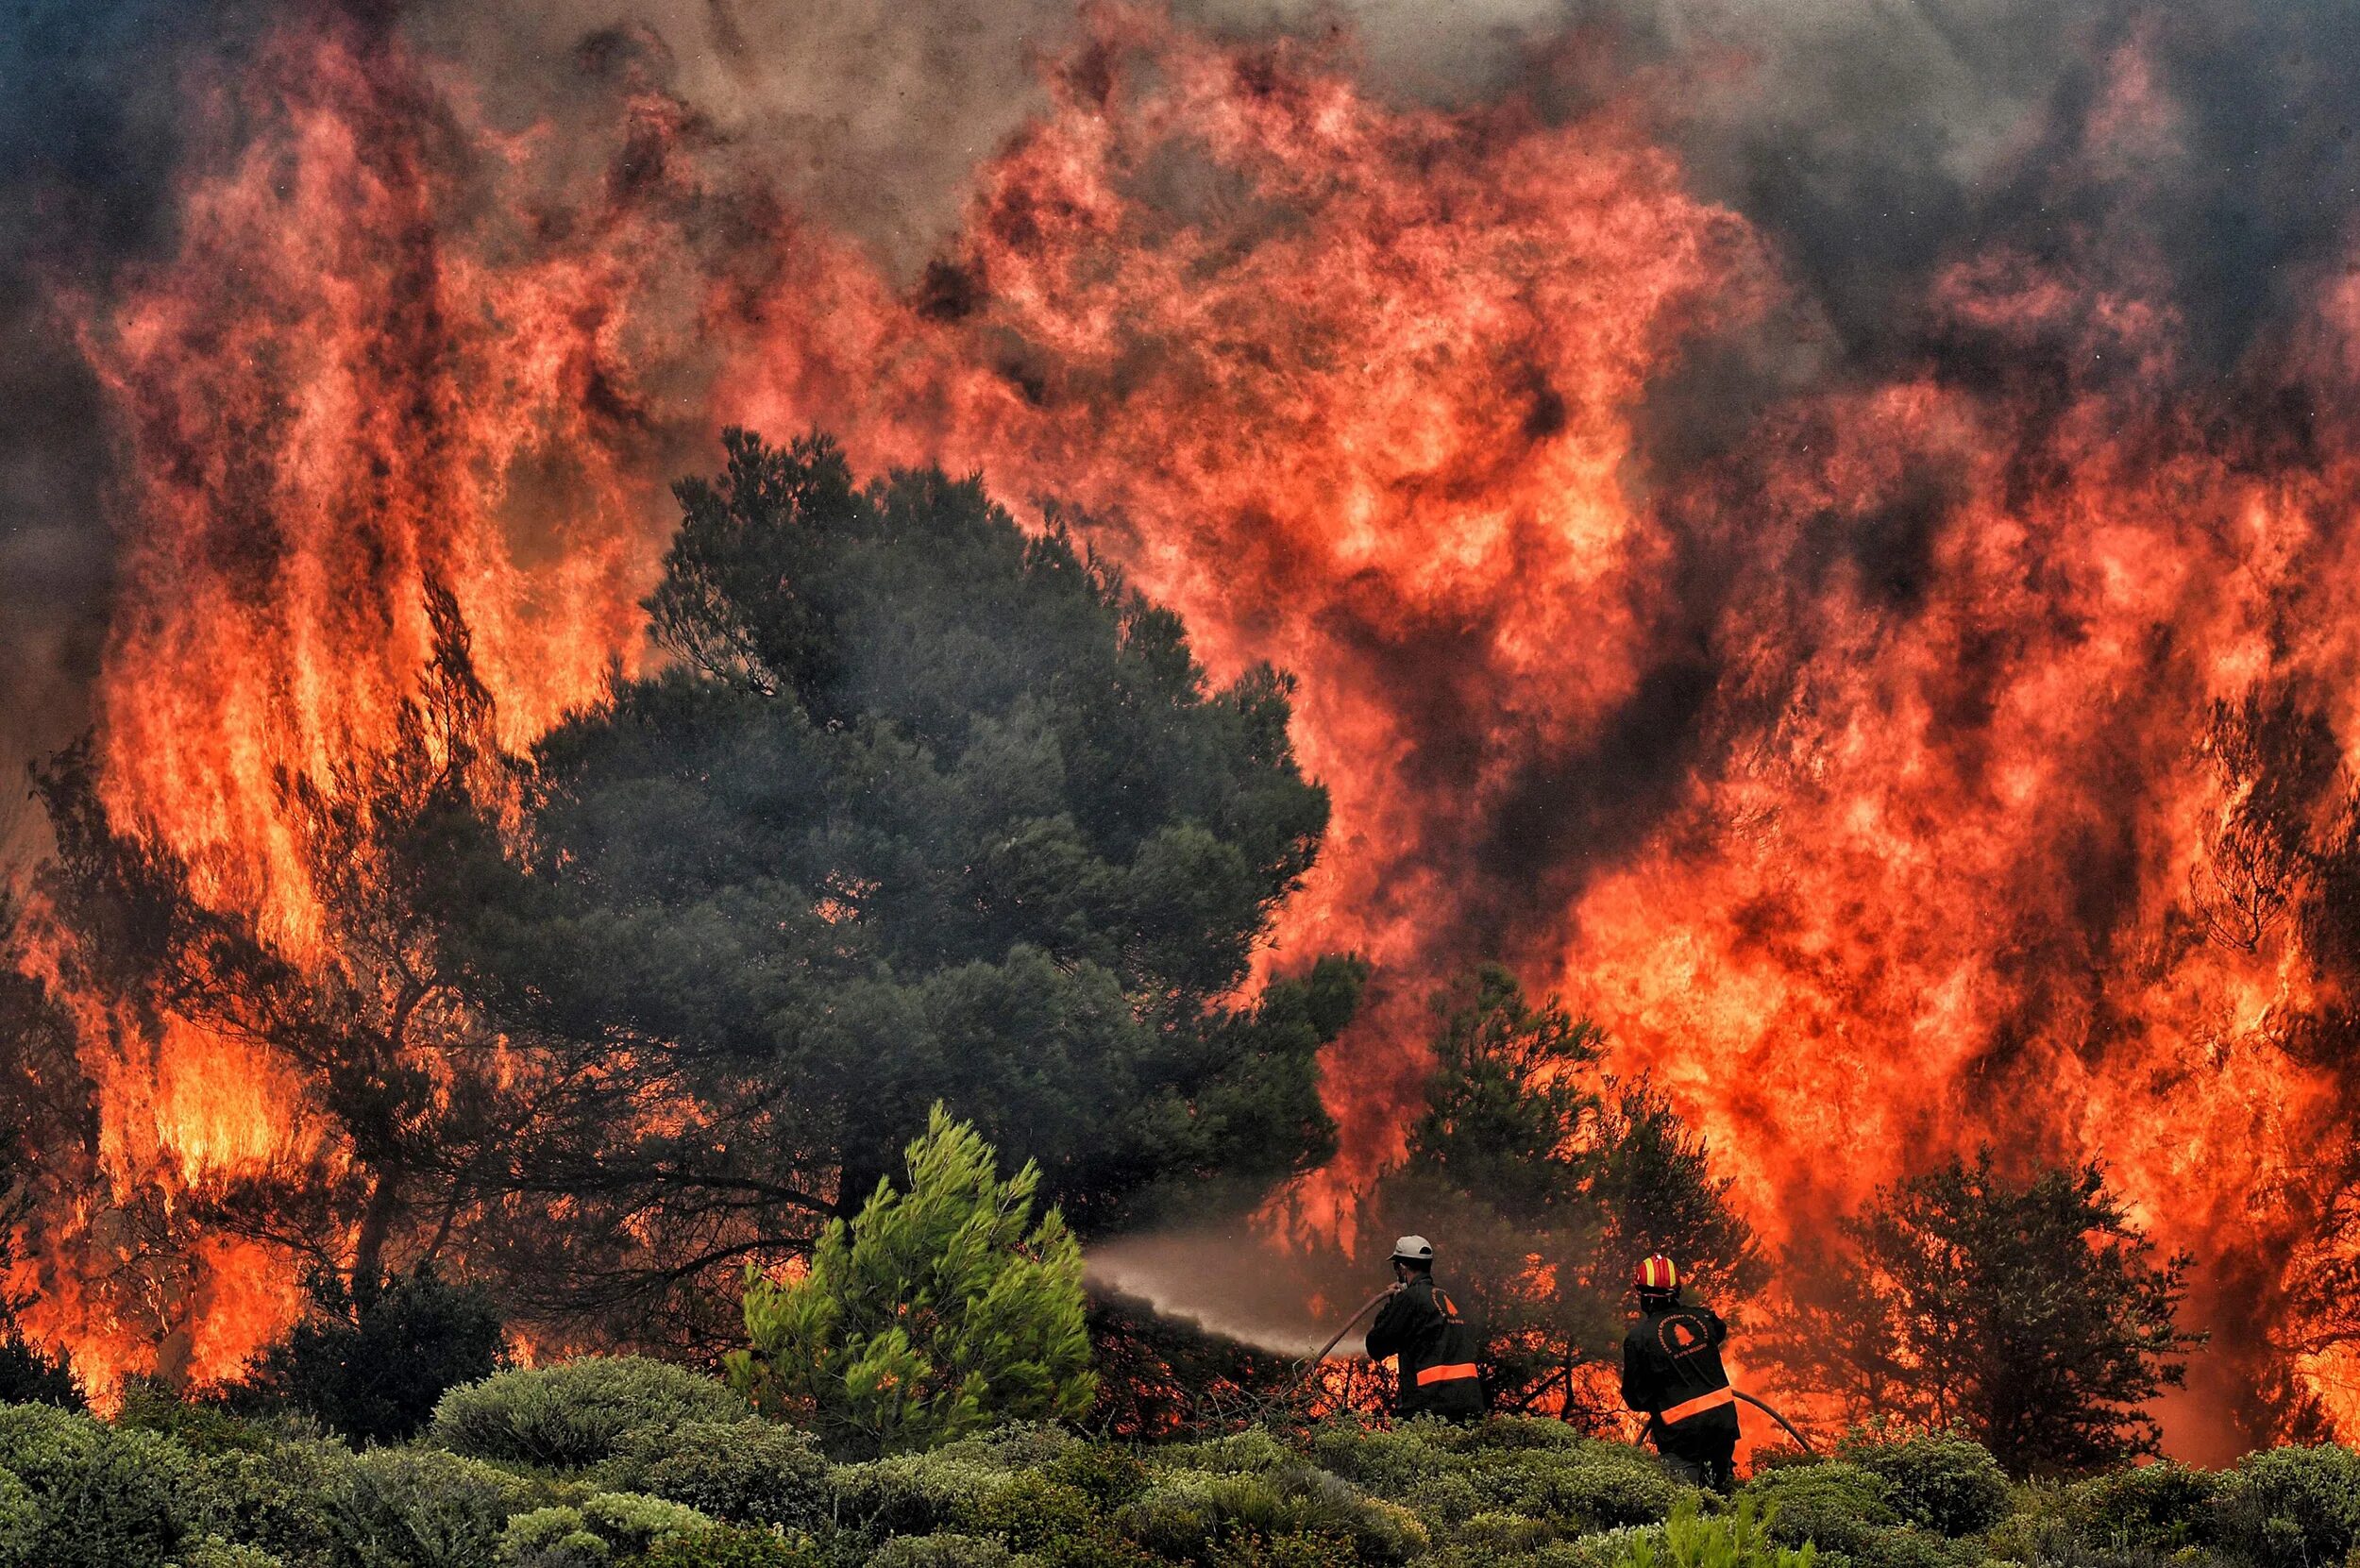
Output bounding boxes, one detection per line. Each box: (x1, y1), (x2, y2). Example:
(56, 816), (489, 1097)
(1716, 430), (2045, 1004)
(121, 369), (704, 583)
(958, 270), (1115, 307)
(9, 0), (2360, 1451)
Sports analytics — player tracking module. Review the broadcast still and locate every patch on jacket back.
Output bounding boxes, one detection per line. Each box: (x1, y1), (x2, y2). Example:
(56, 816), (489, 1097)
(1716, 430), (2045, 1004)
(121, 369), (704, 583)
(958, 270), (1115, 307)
(1658, 1312), (1711, 1359)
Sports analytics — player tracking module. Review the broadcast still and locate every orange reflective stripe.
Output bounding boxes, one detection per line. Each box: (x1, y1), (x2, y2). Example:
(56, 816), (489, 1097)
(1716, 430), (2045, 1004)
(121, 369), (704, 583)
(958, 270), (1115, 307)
(1659, 1385), (1734, 1425)
(1415, 1362), (1480, 1386)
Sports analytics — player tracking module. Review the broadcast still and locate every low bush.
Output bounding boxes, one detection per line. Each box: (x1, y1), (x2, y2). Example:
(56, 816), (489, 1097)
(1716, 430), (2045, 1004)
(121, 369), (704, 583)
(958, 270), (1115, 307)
(187, 1435), (361, 1566)
(430, 1358), (749, 1470)
(175, 1541), (288, 1568)
(1477, 1440), (1686, 1530)
(1742, 1461), (1899, 1560)
(1838, 1431), (2011, 1537)
(639, 1526), (824, 1568)
(833, 1448), (1019, 1538)
(865, 1534), (1014, 1568)
(335, 1445), (545, 1568)
(2210, 1443), (2360, 1567)
(2065, 1459), (2216, 1553)
(1116, 1461), (1427, 1565)
(0, 1401), (198, 1567)
(599, 1420), (829, 1530)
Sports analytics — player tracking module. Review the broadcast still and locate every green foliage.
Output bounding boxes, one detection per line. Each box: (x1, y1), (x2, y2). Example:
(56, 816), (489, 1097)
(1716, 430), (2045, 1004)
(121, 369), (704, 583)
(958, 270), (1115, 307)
(865, 1535), (1013, 1568)
(1837, 1431), (2011, 1536)
(1620, 1495), (1817, 1568)
(173, 1541), (287, 1568)
(1116, 1461), (1428, 1565)
(1742, 1462), (1900, 1560)
(2209, 1443), (2360, 1567)
(599, 1419), (829, 1529)
(430, 1357), (750, 1470)
(1770, 1154), (2200, 1475)
(186, 1435), (361, 1567)
(639, 1527), (823, 1568)
(241, 1267), (505, 1445)
(492, 1492), (719, 1565)
(2062, 1459), (2216, 1553)
(335, 1445), (543, 1568)
(0, 1401), (196, 1567)
(727, 1106), (1095, 1458)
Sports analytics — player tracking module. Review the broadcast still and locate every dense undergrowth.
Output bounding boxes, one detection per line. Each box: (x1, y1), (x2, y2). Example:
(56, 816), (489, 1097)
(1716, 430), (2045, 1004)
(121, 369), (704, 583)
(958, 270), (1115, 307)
(4, 1357), (2354, 1568)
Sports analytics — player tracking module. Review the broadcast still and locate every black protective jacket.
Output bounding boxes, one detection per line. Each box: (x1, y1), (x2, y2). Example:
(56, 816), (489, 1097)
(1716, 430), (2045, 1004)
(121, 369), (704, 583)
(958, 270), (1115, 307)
(1620, 1297), (1739, 1448)
(1365, 1273), (1486, 1420)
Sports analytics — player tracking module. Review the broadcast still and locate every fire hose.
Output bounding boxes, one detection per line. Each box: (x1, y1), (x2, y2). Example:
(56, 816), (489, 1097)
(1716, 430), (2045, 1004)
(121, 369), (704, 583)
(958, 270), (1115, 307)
(1264, 1290), (1820, 1456)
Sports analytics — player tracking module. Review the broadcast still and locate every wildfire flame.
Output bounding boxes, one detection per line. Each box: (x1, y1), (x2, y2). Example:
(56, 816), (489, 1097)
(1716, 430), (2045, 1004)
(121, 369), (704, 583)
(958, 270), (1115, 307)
(12, 0), (2360, 1450)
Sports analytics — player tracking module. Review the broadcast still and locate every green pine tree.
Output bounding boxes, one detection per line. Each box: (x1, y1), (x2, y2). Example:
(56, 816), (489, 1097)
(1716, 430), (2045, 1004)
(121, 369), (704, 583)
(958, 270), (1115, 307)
(726, 1104), (1095, 1458)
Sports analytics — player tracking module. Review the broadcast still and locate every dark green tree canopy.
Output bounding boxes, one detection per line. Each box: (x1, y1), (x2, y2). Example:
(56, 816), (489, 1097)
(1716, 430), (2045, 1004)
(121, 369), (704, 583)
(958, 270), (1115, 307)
(448, 430), (1357, 1325)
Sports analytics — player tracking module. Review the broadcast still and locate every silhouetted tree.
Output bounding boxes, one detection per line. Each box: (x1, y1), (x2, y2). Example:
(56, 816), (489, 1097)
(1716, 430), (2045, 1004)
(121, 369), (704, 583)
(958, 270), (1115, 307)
(443, 430), (1357, 1339)
(235, 1264), (504, 1443)
(1362, 966), (1761, 1423)
(1771, 1151), (2201, 1475)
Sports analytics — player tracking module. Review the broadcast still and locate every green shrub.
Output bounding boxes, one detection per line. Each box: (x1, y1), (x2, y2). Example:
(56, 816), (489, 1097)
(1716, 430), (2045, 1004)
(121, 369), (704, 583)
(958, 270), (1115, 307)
(577, 1491), (716, 1554)
(960, 1470), (1094, 1550)
(2211, 1444), (2360, 1567)
(1838, 1433), (2011, 1537)
(497, 1507), (611, 1568)
(865, 1534), (1013, 1568)
(173, 1540), (288, 1568)
(1621, 1495), (1817, 1568)
(728, 1108), (1094, 1459)
(1206, 1531), (1361, 1568)
(640, 1527), (824, 1568)
(2065, 1460), (2216, 1553)
(186, 1436), (361, 1567)
(241, 1267), (505, 1445)
(116, 1381), (276, 1458)
(0, 1467), (41, 1566)
(0, 1402), (198, 1568)
(1742, 1462), (1899, 1560)
(1041, 1442), (1150, 1508)
(335, 1446), (544, 1568)
(1455, 1509), (1562, 1555)
(430, 1357), (749, 1469)
(1117, 1463), (1426, 1565)
(1479, 1442), (1686, 1530)
(1543, 1524), (1669, 1568)
(831, 1450), (1014, 1537)
(600, 1420), (829, 1529)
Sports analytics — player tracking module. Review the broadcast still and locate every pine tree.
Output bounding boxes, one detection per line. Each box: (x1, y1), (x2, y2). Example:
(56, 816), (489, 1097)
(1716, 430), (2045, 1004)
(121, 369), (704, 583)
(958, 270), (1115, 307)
(1771, 1151), (2203, 1475)
(727, 1104), (1095, 1458)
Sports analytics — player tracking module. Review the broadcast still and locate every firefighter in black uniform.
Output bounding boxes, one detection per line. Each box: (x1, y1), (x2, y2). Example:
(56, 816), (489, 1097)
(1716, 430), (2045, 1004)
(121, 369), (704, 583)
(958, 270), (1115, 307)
(1363, 1235), (1487, 1422)
(1620, 1254), (1739, 1492)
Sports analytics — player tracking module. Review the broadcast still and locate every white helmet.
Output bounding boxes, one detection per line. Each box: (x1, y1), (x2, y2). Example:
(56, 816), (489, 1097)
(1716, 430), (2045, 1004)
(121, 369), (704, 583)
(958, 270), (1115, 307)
(1391, 1235), (1435, 1265)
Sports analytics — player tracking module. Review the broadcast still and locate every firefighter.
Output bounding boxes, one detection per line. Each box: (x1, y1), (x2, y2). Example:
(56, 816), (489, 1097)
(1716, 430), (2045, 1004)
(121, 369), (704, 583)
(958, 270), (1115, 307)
(1620, 1254), (1739, 1492)
(1363, 1235), (1487, 1422)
